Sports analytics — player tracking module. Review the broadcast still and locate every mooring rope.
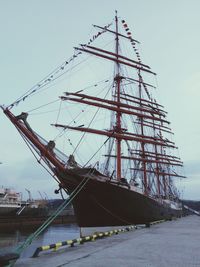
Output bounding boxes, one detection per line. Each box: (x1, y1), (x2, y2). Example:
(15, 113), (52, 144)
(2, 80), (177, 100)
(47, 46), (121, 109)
(7, 174), (91, 267)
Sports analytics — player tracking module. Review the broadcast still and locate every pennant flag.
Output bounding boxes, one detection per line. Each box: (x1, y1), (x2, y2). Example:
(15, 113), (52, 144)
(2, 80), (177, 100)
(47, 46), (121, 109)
(121, 18), (142, 63)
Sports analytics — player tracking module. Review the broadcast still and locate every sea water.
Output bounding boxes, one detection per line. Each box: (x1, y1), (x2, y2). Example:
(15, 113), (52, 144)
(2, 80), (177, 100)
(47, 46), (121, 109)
(0, 223), (79, 258)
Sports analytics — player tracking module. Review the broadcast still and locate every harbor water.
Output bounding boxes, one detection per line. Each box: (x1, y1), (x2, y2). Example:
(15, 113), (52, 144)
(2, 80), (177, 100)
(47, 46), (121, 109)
(0, 223), (79, 258)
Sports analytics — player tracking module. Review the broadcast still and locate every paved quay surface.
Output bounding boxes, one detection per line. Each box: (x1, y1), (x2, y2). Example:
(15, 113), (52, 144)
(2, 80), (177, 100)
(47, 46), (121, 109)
(15, 215), (200, 267)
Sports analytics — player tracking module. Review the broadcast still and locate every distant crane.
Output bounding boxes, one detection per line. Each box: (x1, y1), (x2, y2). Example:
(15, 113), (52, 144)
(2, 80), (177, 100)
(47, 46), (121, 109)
(43, 192), (49, 200)
(38, 190), (44, 200)
(25, 188), (33, 202)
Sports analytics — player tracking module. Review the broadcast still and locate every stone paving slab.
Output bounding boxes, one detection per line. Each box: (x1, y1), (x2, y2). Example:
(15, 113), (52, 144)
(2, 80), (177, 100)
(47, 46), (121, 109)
(15, 215), (200, 267)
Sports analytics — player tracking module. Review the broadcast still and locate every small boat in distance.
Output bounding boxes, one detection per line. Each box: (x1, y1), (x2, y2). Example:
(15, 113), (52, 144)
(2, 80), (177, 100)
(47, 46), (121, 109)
(2, 12), (185, 227)
(0, 187), (49, 217)
(0, 187), (21, 215)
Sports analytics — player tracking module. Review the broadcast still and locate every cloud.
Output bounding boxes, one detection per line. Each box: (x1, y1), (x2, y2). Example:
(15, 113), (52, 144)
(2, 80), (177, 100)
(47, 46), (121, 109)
(183, 72), (200, 96)
(0, 157), (60, 200)
(184, 160), (200, 177)
(177, 160), (200, 200)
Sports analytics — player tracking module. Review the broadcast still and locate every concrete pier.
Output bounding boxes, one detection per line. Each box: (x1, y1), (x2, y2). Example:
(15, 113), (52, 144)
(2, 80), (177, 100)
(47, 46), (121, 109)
(15, 215), (200, 267)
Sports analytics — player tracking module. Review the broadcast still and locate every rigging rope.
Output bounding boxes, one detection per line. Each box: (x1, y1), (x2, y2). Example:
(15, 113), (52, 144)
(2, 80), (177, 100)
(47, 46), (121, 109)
(83, 131), (115, 168)
(8, 22), (113, 110)
(8, 51), (81, 109)
(26, 99), (60, 113)
(71, 82), (113, 156)
(16, 129), (61, 184)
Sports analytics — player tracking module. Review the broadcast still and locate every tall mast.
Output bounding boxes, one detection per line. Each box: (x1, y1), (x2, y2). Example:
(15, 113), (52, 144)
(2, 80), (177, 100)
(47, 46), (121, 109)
(153, 113), (161, 197)
(115, 11), (122, 181)
(138, 72), (148, 195)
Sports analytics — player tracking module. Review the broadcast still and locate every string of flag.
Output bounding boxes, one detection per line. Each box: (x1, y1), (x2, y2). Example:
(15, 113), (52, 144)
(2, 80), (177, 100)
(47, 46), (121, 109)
(121, 19), (141, 63)
(86, 22), (112, 46)
(9, 22), (113, 109)
(8, 52), (82, 108)
(121, 19), (152, 100)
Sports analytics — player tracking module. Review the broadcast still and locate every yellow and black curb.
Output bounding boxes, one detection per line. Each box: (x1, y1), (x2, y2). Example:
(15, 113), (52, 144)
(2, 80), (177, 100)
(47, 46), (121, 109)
(150, 219), (165, 225)
(32, 220), (166, 257)
(32, 225), (136, 257)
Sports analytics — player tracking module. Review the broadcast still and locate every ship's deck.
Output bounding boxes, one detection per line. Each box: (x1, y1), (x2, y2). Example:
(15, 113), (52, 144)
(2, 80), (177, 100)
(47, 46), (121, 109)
(15, 215), (200, 267)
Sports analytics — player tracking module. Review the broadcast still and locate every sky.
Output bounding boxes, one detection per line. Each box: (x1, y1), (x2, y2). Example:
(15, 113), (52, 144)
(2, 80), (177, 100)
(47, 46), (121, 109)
(0, 0), (200, 200)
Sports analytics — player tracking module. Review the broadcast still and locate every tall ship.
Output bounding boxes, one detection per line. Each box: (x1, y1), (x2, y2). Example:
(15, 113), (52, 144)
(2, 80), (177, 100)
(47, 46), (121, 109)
(2, 13), (185, 227)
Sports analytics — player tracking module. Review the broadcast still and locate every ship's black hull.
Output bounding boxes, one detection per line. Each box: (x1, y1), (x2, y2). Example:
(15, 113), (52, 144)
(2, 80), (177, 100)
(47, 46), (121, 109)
(58, 168), (182, 227)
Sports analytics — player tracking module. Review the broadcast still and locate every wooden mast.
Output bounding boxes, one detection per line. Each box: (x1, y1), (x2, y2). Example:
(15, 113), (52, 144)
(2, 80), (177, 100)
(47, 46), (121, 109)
(153, 105), (161, 197)
(115, 11), (122, 181)
(138, 72), (148, 195)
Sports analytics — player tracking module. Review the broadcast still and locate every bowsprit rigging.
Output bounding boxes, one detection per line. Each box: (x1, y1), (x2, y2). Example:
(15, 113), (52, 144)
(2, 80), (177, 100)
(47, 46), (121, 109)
(2, 12), (185, 227)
